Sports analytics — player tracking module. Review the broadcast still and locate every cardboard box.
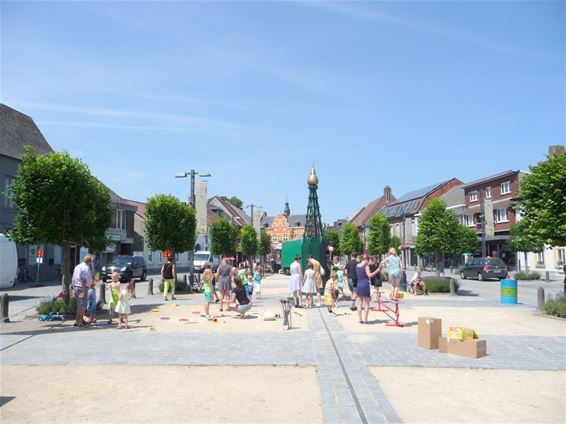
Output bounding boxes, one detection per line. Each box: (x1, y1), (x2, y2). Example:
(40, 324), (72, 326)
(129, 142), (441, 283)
(418, 317), (442, 349)
(439, 337), (487, 358)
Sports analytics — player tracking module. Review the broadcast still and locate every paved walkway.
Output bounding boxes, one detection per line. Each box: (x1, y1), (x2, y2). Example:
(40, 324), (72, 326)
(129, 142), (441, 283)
(1, 274), (565, 423)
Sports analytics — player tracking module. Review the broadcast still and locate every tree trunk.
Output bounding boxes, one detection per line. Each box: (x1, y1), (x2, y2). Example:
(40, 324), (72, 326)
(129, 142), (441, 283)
(524, 252), (529, 272)
(435, 252), (441, 277)
(61, 242), (71, 292)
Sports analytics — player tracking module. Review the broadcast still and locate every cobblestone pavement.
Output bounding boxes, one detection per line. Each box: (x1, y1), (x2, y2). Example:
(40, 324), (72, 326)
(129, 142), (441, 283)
(1, 274), (565, 423)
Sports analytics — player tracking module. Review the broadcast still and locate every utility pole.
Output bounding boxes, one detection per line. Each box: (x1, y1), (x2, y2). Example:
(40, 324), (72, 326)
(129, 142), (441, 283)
(479, 188), (487, 257)
(245, 203), (263, 269)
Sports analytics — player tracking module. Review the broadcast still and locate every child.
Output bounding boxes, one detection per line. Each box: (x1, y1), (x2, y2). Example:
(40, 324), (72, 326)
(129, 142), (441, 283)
(202, 268), (214, 320)
(107, 272), (121, 325)
(227, 276), (252, 318)
(115, 279), (133, 329)
(253, 267), (262, 299)
(325, 272), (338, 315)
(302, 263), (316, 308)
(86, 281), (97, 323)
(246, 274), (254, 297)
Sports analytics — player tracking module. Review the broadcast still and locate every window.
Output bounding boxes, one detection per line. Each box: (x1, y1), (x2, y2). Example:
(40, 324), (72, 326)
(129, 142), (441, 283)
(465, 215), (474, 227)
(159, 251), (163, 262)
(536, 252), (544, 265)
(271, 234), (278, 243)
(557, 248), (565, 266)
(114, 209), (126, 229)
(469, 191), (478, 202)
(148, 252), (153, 263)
(282, 233), (288, 242)
(457, 215), (464, 225)
(3, 176), (16, 208)
(501, 181), (511, 195)
(485, 186), (492, 199)
(495, 208), (508, 223)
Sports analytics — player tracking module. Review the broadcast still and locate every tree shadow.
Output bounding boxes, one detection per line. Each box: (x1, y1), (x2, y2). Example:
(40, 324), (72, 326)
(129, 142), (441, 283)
(457, 290), (479, 297)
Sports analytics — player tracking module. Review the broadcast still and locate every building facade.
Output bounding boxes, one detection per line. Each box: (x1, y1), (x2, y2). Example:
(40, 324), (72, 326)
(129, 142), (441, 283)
(461, 170), (527, 268)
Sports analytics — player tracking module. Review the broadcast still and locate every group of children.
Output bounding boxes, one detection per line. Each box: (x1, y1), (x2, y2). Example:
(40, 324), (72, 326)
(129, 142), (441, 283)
(83, 271), (134, 329)
(201, 264), (262, 320)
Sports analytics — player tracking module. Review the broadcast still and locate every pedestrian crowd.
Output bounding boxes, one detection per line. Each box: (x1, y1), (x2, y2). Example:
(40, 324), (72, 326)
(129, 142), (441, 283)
(287, 248), (425, 324)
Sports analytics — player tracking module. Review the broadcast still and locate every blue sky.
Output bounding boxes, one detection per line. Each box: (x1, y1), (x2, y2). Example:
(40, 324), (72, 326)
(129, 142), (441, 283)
(2, 1), (564, 223)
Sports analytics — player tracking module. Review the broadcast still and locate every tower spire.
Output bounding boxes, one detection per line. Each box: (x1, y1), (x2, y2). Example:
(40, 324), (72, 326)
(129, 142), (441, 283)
(283, 194), (290, 218)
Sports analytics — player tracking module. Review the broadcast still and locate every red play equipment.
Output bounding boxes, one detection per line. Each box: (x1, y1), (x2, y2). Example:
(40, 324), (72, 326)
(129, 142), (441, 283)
(370, 290), (407, 327)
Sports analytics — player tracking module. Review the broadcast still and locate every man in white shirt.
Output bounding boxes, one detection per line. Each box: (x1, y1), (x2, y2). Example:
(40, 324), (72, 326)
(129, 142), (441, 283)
(73, 254), (93, 327)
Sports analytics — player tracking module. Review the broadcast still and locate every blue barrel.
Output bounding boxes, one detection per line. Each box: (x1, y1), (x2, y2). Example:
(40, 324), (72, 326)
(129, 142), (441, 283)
(500, 279), (518, 304)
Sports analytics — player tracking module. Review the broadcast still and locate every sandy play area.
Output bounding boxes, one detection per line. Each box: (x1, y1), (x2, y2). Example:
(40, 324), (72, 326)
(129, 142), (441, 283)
(334, 303), (566, 336)
(0, 365), (323, 424)
(371, 367), (566, 423)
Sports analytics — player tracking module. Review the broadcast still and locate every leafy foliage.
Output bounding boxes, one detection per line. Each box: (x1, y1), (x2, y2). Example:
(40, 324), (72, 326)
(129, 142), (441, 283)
(510, 219), (544, 254)
(423, 278), (459, 293)
(258, 229), (272, 257)
(544, 295), (566, 318)
(145, 194), (196, 256)
(367, 213), (390, 256)
(515, 151), (566, 247)
(210, 217), (238, 256)
(415, 198), (459, 259)
(240, 225), (258, 258)
(513, 271), (541, 280)
(11, 148), (112, 249)
(340, 223), (363, 255)
(390, 235), (402, 250)
(227, 196), (243, 209)
(10, 149), (112, 288)
(324, 228), (341, 255)
(455, 225), (480, 255)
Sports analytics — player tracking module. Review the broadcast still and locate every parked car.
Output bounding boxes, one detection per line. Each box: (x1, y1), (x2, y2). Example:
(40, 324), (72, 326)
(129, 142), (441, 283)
(193, 251), (212, 273)
(101, 255), (147, 282)
(0, 234), (17, 288)
(460, 257), (507, 281)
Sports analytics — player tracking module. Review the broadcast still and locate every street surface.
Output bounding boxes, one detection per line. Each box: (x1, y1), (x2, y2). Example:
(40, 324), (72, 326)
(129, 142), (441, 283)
(1, 272), (565, 423)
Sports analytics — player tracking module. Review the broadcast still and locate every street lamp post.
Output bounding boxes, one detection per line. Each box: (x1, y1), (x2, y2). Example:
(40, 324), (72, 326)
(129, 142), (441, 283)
(176, 170), (211, 284)
(479, 188), (487, 258)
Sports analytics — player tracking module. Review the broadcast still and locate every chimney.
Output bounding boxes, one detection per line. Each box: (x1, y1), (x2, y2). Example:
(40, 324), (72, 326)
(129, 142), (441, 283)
(549, 145), (565, 156)
(384, 185), (392, 205)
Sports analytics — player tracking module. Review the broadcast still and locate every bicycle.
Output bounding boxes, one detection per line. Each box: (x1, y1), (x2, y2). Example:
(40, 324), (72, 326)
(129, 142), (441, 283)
(17, 266), (30, 282)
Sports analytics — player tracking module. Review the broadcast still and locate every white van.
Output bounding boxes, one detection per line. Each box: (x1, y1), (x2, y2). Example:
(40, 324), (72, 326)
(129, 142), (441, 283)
(0, 234), (17, 288)
(193, 251), (212, 273)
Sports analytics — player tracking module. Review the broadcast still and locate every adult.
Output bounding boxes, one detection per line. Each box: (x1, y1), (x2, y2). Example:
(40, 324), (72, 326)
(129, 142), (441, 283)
(380, 248), (404, 301)
(288, 255), (303, 307)
(345, 253), (359, 311)
(410, 267), (427, 295)
(215, 258), (234, 312)
(308, 256), (323, 307)
(161, 256), (177, 301)
(72, 254), (93, 327)
(228, 275), (252, 318)
(356, 254), (381, 324)
(369, 256), (381, 292)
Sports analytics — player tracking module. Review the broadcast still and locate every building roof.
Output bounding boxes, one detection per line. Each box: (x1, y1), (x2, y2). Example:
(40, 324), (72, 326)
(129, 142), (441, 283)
(461, 170), (521, 189)
(0, 104), (54, 160)
(123, 199), (147, 217)
(260, 213), (307, 229)
(381, 179), (458, 219)
(394, 180), (452, 203)
(351, 193), (397, 227)
(208, 196), (250, 227)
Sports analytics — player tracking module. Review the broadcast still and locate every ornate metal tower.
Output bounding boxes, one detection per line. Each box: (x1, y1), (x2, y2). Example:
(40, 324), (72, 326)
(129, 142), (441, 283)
(302, 166), (327, 277)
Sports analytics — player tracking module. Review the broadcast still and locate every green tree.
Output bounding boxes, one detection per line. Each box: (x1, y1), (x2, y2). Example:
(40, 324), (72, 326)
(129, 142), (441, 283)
(145, 194), (196, 259)
(240, 224), (258, 262)
(258, 229), (272, 258)
(390, 235), (402, 250)
(340, 223), (363, 255)
(415, 198), (460, 275)
(455, 225), (480, 256)
(227, 196), (243, 209)
(515, 151), (566, 247)
(324, 228), (341, 256)
(210, 217), (238, 257)
(367, 213), (391, 257)
(510, 219), (544, 271)
(10, 149), (112, 290)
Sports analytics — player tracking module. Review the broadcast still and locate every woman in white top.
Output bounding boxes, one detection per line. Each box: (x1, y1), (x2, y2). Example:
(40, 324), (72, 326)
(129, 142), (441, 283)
(302, 263), (317, 308)
(288, 255), (303, 307)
